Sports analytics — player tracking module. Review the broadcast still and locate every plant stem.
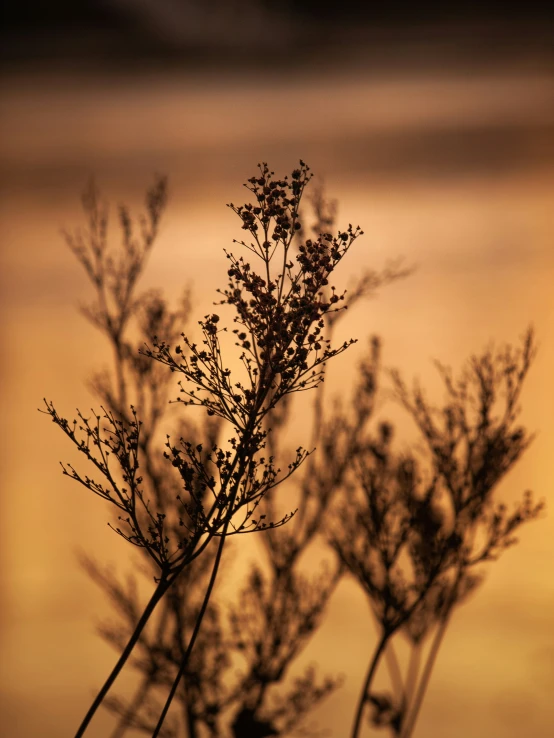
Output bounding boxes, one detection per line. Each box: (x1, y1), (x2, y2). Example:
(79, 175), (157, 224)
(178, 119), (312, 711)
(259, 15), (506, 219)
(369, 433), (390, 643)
(151, 527), (229, 737)
(400, 616), (450, 738)
(351, 631), (390, 738)
(405, 643), (421, 714)
(383, 634), (404, 702)
(109, 600), (171, 738)
(184, 702), (198, 738)
(367, 603), (404, 712)
(74, 577), (169, 738)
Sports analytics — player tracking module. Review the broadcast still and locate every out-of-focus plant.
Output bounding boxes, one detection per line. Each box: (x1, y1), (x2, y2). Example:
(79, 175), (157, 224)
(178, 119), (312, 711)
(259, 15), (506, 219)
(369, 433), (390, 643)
(329, 329), (544, 738)
(42, 162), (363, 737)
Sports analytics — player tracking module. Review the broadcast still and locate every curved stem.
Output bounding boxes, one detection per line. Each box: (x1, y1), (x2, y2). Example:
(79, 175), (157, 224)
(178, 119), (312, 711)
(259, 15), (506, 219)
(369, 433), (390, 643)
(351, 631), (390, 738)
(152, 530), (228, 737)
(367, 603), (404, 710)
(74, 577), (169, 738)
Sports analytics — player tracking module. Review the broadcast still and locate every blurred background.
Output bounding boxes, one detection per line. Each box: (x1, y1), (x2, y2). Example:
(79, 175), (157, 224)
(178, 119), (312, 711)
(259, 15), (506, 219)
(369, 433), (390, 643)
(1, 2), (553, 736)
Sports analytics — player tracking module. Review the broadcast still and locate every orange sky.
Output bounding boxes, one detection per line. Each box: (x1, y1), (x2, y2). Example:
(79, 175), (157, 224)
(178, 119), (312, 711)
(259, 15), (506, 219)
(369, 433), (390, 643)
(1, 63), (553, 737)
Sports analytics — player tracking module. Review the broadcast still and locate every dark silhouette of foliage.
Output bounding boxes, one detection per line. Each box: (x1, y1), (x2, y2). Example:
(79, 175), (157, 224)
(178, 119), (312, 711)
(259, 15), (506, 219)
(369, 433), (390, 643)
(329, 329), (544, 738)
(43, 163), (544, 738)
(63, 173), (398, 738)
(42, 162), (364, 737)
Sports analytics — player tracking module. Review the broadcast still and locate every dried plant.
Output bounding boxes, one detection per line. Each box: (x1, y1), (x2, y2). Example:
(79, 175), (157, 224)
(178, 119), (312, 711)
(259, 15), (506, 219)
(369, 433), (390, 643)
(42, 162), (363, 737)
(41, 163), (542, 738)
(389, 329), (545, 738)
(72, 175), (398, 738)
(329, 329), (544, 738)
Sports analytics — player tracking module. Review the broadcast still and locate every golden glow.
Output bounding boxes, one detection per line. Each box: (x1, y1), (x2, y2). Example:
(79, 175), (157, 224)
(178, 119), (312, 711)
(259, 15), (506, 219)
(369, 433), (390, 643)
(1, 64), (553, 737)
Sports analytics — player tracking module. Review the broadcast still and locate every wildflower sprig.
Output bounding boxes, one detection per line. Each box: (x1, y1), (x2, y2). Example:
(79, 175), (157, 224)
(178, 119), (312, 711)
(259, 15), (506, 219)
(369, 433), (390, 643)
(142, 161), (361, 559)
(332, 329), (544, 738)
(391, 327), (544, 570)
(146, 162), (360, 431)
(62, 176), (167, 410)
(42, 402), (175, 568)
(78, 178), (362, 738)
(64, 175), (167, 344)
(45, 163), (360, 574)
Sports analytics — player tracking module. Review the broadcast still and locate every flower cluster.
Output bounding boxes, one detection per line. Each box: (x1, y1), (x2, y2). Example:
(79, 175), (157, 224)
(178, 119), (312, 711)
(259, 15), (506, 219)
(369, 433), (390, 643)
(46, 163), (360, 579)
(165, 434), (306, 541)
(146, 162), (360, 433)
(137, 162), (362, 564)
